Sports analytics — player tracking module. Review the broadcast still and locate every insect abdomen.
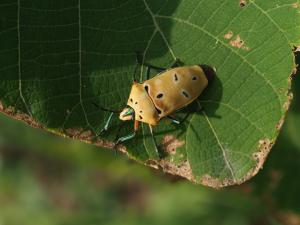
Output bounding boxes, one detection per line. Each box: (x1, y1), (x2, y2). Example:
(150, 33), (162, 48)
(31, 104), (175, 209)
(143, 65), (214, 118)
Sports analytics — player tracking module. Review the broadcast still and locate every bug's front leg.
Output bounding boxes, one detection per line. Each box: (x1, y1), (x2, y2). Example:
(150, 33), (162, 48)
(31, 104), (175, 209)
(148, 124), (161, 157)
(166, 114), (190, 125)
(114, 120), (139, 146)
(97, 112), (114, 136)
(115, 132), (136, 146)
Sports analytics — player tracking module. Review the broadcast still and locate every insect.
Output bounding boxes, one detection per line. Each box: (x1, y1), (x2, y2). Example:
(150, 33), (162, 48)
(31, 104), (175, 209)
(93, 53), (215, 154)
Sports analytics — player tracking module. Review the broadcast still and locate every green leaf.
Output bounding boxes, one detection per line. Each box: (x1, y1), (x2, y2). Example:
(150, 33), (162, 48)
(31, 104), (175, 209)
(0, 0), (299, 187)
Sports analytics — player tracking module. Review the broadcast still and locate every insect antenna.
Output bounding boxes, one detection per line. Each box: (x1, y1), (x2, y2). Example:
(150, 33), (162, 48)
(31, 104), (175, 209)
(132, 62), (139, 82)
(92, 102), (121, 113)
(133, 51), (143, 82)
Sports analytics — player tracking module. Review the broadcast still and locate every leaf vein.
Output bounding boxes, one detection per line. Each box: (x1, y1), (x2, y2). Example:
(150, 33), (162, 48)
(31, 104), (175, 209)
(200, 100), (267, 137)
(17, 0), (32, 117)
(143, 0), (176, 60)
(201, 111), (237, 181)
(156, 15), (282, 108)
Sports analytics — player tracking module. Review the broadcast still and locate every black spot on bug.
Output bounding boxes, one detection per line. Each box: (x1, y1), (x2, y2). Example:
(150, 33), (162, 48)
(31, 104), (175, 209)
(157, 108), (162, 115)
(182, 91), (189, 98)
(135, 102), (138, 104)
(130, 98), (133, 103)
(139, 115), (143, 120)
(140, 110), (142, 113)
(174, 73), (178, 81)
(192, 76), (197, 80)
(144, 85), (149, 93)
(156, 93), (163, 99)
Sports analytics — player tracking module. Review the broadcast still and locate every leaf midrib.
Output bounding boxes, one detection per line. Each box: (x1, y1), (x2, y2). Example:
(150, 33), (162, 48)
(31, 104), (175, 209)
(156, 15), (283, 110)
(141, 0), (281, 173)
(17, 0), (31, 117)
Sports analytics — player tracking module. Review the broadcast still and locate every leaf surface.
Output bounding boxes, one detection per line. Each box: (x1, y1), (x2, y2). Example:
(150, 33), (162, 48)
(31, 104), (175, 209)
(0, 0), (299, 187)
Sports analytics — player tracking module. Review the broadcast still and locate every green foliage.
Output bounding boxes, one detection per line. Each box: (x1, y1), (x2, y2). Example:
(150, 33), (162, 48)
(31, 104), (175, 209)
(0, 0), (299, 186)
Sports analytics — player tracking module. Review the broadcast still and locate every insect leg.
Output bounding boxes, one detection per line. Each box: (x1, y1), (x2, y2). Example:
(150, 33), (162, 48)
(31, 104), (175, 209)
(114, 120), (139, 146)
(196, 99), (204, 111)
(166, 113), (191, 125)
(144, 64), (168, 80)
(166, 115), (180, 124)
(166, 99), (204, 126)
(132, 59), (139, 82)
(170, 58), (182, 68)
(135, 52), (166, 72)
(145, 66), (151, 80)
(149, 125), (160, 156)
(115, 132), (136, 146)
(144, 64), (166, 72)
(92, 102), (121, 113)
(97, 112), (114, 136)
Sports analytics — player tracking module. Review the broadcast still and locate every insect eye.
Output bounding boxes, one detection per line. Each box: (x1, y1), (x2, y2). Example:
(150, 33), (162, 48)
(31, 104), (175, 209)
(156, 93), (163, 99)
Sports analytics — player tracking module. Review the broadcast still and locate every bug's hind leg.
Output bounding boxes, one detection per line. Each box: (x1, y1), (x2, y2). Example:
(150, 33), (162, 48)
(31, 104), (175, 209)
(167, 113), (191, 125)
(196, 99), (204, 111)
(166, 100), (203, 125)
(149, 125), (161, 157)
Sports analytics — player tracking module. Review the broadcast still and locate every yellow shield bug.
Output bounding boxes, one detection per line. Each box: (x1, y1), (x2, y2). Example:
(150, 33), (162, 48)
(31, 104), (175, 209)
(93, 53), (215, 155)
